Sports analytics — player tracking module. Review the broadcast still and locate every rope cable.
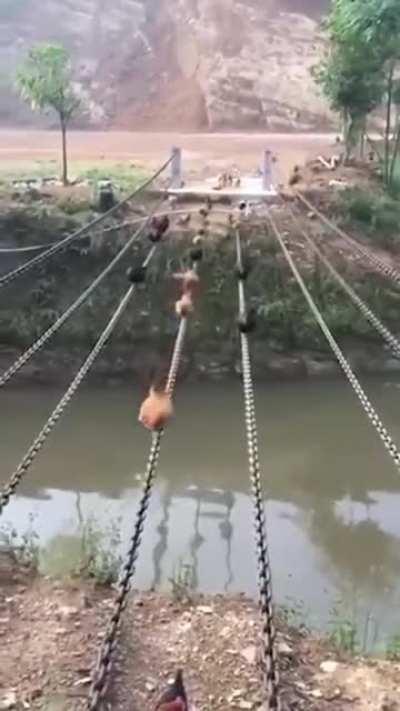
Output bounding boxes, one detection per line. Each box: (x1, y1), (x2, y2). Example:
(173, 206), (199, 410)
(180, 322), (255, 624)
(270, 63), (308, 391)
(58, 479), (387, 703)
(0, 246), (157, 517)
(295, 191), (400, 287)
(0, 197), (167, 388)
(87, 303), (191, 710)
(281, 202), (400, 361)
(235, 228), (280, 711)
(0, 158), (172, 291)
(266, 210), (400, 475)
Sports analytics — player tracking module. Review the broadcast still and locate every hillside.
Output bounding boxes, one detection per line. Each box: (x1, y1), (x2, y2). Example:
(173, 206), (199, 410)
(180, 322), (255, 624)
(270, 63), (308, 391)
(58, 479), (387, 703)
(0, 0), (332, 131)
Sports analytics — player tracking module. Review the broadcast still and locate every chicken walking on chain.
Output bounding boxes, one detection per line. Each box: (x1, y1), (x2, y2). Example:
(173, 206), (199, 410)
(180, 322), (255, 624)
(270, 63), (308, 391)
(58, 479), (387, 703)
(139, 259), (200, 431)
(155, 671), (189, 711)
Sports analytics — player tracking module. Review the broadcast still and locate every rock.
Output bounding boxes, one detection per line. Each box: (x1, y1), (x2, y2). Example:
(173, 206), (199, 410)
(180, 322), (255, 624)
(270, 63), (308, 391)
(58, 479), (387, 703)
(311, 689), (323, 698)
(277, 641), (293, 655)
(197, 605), (213, 615)
(237, 702), (253, 710)
(58, 605), (79, 619)
(145, 681), (156, 693)
(320, 660), (339, 674)
(73, 676), (92, 687)
(0, 691), (17, 709)
(240, 646), (257, 665)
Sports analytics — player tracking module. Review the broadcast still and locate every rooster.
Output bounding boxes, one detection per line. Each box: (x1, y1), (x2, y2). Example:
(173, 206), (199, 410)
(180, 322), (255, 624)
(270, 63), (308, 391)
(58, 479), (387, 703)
(155, 670), (188, 711)
(148, 215), (170, 242)
(138, 387), (173, 431)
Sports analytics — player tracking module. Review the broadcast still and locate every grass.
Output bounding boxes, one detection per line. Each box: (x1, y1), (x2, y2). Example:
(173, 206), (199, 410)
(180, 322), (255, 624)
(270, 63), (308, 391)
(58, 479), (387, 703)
(337, 187), (400, 249)
(0, 159), (149, 204)
(169, 560), (196, 603)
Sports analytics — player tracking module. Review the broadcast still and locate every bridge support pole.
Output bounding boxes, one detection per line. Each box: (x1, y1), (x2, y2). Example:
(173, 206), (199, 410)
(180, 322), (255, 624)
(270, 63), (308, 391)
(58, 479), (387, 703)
(262, 149), (273, 192)
(170, 146), (182, 188)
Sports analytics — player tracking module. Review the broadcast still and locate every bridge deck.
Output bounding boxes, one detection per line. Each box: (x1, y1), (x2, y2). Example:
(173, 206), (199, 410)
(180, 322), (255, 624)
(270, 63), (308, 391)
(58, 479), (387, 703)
(168, 175), (277, 200)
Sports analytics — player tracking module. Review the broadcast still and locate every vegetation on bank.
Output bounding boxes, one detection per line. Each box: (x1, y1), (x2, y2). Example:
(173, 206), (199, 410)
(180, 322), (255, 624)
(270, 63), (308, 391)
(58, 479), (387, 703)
(0, 188), (400, 378)
(314, 0), (400, 194)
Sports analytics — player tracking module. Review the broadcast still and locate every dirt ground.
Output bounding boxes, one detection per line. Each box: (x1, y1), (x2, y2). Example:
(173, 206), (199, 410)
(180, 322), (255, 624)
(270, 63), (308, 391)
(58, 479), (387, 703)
(0, 130), (339, 183)
(0, 566), (399, 711)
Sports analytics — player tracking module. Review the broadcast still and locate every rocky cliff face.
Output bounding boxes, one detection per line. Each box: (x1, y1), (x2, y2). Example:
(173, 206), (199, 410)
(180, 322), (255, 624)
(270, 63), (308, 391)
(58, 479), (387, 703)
(0, 0), (331, 130)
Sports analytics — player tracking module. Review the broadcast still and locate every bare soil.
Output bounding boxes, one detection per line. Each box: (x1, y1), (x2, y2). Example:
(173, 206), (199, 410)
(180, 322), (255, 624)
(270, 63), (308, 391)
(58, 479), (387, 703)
(0, 130), (339, 183)
(0, 565), (399, 710)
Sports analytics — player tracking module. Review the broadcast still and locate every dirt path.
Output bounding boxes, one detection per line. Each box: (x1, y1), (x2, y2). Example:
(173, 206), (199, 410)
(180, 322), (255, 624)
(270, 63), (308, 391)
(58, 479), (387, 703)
(0, 568), (399, 710)
(0, 130), (338, 181)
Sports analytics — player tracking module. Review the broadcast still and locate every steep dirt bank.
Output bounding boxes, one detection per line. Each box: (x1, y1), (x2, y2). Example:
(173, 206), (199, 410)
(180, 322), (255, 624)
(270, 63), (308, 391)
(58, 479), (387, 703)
(0, 0), (330, 131)
(0, 566), (399, 710)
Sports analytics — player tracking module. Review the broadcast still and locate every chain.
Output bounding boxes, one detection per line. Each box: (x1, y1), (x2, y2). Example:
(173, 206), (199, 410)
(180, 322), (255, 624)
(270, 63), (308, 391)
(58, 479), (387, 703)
(267, 211), (400, 472)
(0, 247), (157, 517)
(0, 157), (172, 291)
(295, 191), (400, 287)
(285, 207), (400, 361)
(87, 312), (189, 710)
(0, 198), (168, 389)
(235, 229), (280, 711)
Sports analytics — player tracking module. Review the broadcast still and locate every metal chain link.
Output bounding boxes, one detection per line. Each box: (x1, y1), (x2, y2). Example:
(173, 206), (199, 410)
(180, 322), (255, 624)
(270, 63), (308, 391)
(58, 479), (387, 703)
(87, 313), (189, 710)
(0, 198), (168, 389)
(0, 158), (172, 291)
(295, 191), (400, 287)
(0, 247), (157, 517)
(235, 229), (280, 711)
(285, 207), (400, 361)
(267, 211), (400, 472)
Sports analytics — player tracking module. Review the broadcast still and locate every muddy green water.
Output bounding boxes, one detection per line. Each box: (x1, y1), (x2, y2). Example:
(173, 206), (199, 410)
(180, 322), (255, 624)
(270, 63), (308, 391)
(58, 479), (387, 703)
(2, 378), (400, 651)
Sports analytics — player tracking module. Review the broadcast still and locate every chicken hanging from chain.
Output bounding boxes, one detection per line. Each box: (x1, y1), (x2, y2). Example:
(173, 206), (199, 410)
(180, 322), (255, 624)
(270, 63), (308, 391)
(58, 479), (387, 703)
(155, 670), (189, 711)
(138, 386), (173, 431)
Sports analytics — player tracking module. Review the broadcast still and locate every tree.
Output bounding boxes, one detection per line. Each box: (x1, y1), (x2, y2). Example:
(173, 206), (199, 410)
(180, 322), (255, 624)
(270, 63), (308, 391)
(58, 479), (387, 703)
(16, 44), (80, 185)
(314, 0), (400, 190)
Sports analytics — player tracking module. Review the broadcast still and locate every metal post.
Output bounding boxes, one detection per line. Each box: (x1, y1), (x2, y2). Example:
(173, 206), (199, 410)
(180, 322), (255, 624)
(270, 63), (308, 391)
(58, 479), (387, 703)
(171, 146), (182, 189)
(262, 149), (273, 192)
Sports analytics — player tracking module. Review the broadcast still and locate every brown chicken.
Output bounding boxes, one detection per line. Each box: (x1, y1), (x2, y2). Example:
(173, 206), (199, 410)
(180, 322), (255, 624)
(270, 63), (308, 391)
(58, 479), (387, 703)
(175, 292), (194, 317)
(148, 216), (170, 243)
(138, 387), (173, 431)
(173, 269), (200, 298)
(155, 670), (188, 711)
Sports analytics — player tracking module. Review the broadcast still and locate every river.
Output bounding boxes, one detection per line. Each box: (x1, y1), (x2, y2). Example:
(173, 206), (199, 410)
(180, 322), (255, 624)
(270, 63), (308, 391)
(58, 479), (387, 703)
(1, 377), (400, 652)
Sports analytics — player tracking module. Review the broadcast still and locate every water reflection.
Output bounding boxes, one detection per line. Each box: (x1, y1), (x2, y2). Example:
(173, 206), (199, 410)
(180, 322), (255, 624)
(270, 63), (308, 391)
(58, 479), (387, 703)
(2, 379), (400, 647)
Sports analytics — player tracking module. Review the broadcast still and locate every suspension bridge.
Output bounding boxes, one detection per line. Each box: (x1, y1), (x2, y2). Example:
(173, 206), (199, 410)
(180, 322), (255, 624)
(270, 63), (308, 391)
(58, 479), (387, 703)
(1, 150), (400, 710)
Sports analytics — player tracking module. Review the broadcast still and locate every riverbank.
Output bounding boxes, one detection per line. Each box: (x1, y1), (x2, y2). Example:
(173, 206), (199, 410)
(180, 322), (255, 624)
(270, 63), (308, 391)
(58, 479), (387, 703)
(2, 156), (400, 385)
(0, 563), (399, 710)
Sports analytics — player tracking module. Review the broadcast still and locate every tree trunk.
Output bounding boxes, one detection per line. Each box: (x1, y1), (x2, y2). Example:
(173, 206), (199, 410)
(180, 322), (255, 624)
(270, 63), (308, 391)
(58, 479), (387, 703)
(60, 115), (68, 186)
(384, 63), (395, 186)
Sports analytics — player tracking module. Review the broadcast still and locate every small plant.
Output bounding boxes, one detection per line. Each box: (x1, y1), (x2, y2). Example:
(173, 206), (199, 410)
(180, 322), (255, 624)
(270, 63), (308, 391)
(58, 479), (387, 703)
(328, 600), (359, 654)
(169, 560), (195, 603)
(0, 515), (40, 569)
(386, 634), (400, 660)
(77, 518), (123, 585)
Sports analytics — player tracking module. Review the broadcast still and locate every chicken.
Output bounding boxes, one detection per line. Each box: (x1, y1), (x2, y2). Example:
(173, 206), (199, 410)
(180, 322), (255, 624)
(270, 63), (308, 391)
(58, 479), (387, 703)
(173, 269), (200, 298)
(138, 387), (173, 432)
(177, 213), (191, 227)
(155, 670), (188, 711)
(175, 292), (194, 318)
(288, 165), (301, 187)
(148, 216), (170, 243)
(238, 307), (257, 334)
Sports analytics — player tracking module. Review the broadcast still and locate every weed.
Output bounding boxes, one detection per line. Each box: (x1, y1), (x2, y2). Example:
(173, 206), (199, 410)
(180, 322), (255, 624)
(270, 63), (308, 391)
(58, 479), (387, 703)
(328, 600), (359, 654)
(386, 633), (400, 660)
(77, 518), (123, 585)
(169, 560), (196, 603)
(0, 515), (40, 569)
